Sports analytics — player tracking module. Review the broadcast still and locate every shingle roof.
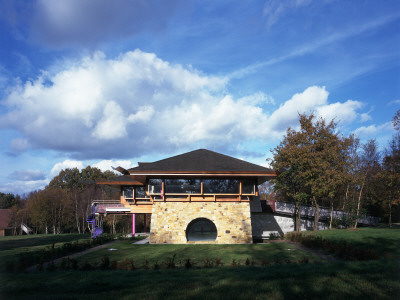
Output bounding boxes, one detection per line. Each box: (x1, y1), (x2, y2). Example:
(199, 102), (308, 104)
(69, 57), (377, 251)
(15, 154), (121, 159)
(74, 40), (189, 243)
(0, 209), (12, 229)
(129, 149), (274, 173)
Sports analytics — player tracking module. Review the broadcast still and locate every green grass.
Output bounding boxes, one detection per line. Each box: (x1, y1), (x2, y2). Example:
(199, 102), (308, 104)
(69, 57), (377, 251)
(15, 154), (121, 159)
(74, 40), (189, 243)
(303, 227), (400, 257)
(75, 241), (321, 268)
(1, 228), (399, 299)
(0, 234), (90, 271)
(1, 260), (399, 299)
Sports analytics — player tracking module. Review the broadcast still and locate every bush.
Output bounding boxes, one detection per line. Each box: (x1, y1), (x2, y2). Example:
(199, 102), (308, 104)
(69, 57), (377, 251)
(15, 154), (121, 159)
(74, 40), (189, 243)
(285, 232), (381, 261)
(100, 256), (110, 270)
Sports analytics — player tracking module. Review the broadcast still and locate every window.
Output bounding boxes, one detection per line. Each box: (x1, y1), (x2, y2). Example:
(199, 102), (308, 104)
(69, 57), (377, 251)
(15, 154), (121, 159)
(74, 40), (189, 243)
(148, 179), (163, 194)
(135, 186), (148, 199)
(122, 186), (133, 199)
(186, 218), (217, 241)
(203, 179), (239, 194)
(242, 179), (255, 194)
(165, 179), (201, 194)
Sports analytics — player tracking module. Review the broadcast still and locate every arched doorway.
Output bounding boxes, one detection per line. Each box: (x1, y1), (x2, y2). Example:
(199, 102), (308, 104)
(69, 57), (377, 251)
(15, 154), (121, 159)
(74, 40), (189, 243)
(186, 218), (217, 242)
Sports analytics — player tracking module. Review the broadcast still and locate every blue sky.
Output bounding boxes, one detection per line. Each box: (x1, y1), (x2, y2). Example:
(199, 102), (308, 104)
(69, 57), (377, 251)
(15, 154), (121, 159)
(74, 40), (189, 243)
(0, 0), (399, 194)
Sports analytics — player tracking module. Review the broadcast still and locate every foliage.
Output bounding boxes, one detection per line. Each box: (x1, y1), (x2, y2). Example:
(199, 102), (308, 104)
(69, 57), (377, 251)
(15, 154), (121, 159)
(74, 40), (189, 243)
(270, 113), (348, 230)
(0, 192), (20, 209)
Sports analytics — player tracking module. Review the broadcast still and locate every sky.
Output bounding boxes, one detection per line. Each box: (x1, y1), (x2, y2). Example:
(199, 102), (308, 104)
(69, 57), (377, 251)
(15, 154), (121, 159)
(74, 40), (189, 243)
(0, 0), (399, 195)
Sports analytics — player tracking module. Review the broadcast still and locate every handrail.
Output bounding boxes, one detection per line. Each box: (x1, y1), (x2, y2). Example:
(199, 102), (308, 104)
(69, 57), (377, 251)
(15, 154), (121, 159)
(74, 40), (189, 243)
(91, 199), (121, 205)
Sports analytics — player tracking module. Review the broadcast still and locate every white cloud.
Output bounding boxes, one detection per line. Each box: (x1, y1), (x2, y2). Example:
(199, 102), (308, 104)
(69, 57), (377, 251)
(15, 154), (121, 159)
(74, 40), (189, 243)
(0, 50), (368, 159)
(315, 100), (363, 125)
(8, 169), (46, 181)
(360, 112), (372, 123)
(353, 122), (393, 139)
(50, 160), (84, 178)
(0, 179), (48, 195)
(268, 86), (329, 133)
(92, 160), (135, 172)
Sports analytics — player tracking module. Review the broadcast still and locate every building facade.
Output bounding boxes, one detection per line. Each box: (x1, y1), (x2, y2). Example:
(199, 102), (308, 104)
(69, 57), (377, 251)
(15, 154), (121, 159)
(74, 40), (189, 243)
(96, 149), (277, 243)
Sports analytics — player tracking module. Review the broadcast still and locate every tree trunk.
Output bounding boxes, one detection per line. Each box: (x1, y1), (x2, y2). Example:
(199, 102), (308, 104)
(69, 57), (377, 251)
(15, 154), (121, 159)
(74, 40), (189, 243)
(342, 183), (350, 211)
(354, 181), (364, 229)
(112, 215), (116, 234)
(312, 196), (319, 231)
(294, 202), (301, 232)
(329, 200), (334, 229)
(75, 192), (81, 234)
(388, 192), (392, 229)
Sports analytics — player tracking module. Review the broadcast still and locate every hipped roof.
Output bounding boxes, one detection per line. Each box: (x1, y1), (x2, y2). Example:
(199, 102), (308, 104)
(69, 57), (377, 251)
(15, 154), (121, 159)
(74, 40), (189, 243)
(129, 149), (274, 174)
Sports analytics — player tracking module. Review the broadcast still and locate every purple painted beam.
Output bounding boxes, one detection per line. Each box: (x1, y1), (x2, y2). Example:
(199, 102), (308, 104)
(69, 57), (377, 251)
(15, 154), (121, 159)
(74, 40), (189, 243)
(132, 213), (135, 237)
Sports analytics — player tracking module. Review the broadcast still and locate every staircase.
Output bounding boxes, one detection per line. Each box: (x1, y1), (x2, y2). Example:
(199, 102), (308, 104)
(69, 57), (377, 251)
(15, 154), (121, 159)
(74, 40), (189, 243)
(21, 223), (33, 235)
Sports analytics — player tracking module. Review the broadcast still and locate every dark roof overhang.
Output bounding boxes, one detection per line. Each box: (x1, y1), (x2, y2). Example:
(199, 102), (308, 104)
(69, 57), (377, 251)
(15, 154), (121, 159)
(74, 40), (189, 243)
(96, 175), (143, 186)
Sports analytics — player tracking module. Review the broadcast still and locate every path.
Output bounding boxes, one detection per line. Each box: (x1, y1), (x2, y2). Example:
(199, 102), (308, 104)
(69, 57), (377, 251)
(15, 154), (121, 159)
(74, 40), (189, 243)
(26, 237), (149, 272)
(286, 241), (339, 262)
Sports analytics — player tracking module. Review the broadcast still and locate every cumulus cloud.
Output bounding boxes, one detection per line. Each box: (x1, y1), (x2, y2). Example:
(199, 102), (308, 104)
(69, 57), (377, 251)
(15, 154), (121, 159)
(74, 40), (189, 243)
(353, 122), (394, 139)
(8, 169), (46, 181)
(0, 179), (48, 195)
(50, 160), (84, 178)
(1, 0), (178, 48)
(0, 49), (368, 159)
(92, 160), (135, 172)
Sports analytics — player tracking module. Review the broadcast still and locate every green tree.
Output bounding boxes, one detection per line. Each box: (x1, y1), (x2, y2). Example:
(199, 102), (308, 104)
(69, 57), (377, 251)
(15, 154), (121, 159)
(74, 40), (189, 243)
(48, 166), (117, 233)
(381, 133), (400, 227)
(0, 192), (19, 209)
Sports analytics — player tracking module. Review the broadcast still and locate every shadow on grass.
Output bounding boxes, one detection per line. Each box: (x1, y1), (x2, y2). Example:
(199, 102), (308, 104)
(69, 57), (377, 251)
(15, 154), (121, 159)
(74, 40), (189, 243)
(1, 260), (399, 300)
(0, 234), (91, 251)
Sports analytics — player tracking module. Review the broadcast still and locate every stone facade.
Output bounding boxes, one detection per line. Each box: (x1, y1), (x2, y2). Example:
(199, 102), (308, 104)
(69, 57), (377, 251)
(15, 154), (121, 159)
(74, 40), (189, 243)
(251, 213), (329, 238)
(150, 201), (253, 244)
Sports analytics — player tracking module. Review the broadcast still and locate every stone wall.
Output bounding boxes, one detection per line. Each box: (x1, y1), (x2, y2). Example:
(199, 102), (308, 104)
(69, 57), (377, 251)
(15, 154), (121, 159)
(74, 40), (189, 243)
(251, 213), (329, 238)
(150, 201), (253, 244)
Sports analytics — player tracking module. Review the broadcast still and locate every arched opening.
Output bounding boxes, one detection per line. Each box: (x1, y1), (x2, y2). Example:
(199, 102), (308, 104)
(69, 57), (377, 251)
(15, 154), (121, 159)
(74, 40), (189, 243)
(186, 218), (217, 242)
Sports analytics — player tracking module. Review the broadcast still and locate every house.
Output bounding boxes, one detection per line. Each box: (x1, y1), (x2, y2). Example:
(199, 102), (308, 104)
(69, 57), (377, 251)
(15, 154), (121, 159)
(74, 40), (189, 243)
(0, 209), (13, 237)
(96, 149), (277, 243)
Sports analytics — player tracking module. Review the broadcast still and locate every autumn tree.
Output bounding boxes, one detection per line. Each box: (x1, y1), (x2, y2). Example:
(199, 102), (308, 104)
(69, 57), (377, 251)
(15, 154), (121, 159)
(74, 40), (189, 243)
(271, 113), (347, 231)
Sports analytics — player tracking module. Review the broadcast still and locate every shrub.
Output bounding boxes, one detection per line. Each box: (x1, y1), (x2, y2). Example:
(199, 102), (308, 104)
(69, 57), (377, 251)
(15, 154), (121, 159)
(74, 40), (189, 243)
(245, 258), (250, 266)
(260, 259), (270, 266)
(185, 258), (193, 269)
(203, 258), (214, 268)
(165, 254), (176, 269)
(100, 256), (110, 270)
(80, 260), (94, 271)
(215, 258), (224, 267)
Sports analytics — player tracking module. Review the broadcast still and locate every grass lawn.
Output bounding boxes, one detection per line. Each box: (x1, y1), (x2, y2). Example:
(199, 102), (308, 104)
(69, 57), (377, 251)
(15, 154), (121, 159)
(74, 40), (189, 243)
(0, 228), (399, 299)
(303, 227), (400, 258)
(0, 234), (90, 271)
(74, 241), (322, 268)
(1, 260), (399, 300)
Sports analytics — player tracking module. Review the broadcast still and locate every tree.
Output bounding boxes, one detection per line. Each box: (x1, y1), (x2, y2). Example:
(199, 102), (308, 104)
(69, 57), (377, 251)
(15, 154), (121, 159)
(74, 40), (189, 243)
(48, 166), (117, 233)
(0, 193), (19, 209)
(381, 133), (400, 227)
(393, 109), (400, 132)
(271, 113), (347, 231)
(353, 140), (381, 228)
